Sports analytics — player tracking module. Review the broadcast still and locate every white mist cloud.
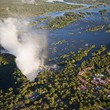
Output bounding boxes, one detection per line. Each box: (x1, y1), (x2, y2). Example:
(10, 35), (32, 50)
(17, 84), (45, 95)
(47, 0), (64, 2)
(21, 0), (36, 4)
(0, 18), (47, 81)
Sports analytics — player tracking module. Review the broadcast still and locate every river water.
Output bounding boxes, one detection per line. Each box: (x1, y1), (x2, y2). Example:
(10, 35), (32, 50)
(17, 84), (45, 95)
(32, 2), (110, 63)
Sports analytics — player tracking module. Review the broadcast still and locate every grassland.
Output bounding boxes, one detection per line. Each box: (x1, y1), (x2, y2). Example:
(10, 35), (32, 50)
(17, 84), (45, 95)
(0, 2), (83, 18)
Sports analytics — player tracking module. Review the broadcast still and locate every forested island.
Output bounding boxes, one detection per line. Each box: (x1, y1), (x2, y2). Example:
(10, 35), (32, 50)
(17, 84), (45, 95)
(47, 12), (84, 29)
(86, 25), (105, 32)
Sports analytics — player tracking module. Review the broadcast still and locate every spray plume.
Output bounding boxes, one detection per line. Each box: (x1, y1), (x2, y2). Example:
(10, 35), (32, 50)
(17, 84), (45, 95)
(47, 0), (64, 2)
(0, 17), (47, 81)
(21, 0), (36, 4)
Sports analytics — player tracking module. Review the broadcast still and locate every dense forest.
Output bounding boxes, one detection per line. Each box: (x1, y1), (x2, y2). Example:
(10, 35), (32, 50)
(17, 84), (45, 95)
(0, 0), (110, 110)
(0, 45), (110, 110)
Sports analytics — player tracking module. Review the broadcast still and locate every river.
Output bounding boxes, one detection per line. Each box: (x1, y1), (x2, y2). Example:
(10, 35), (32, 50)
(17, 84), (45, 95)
(31, 2), (110, 64)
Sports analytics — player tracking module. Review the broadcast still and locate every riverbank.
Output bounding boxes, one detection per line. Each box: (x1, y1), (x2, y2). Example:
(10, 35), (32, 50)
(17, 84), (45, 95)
(0, 2), (83, 18)
(64, 0), (110, 5)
